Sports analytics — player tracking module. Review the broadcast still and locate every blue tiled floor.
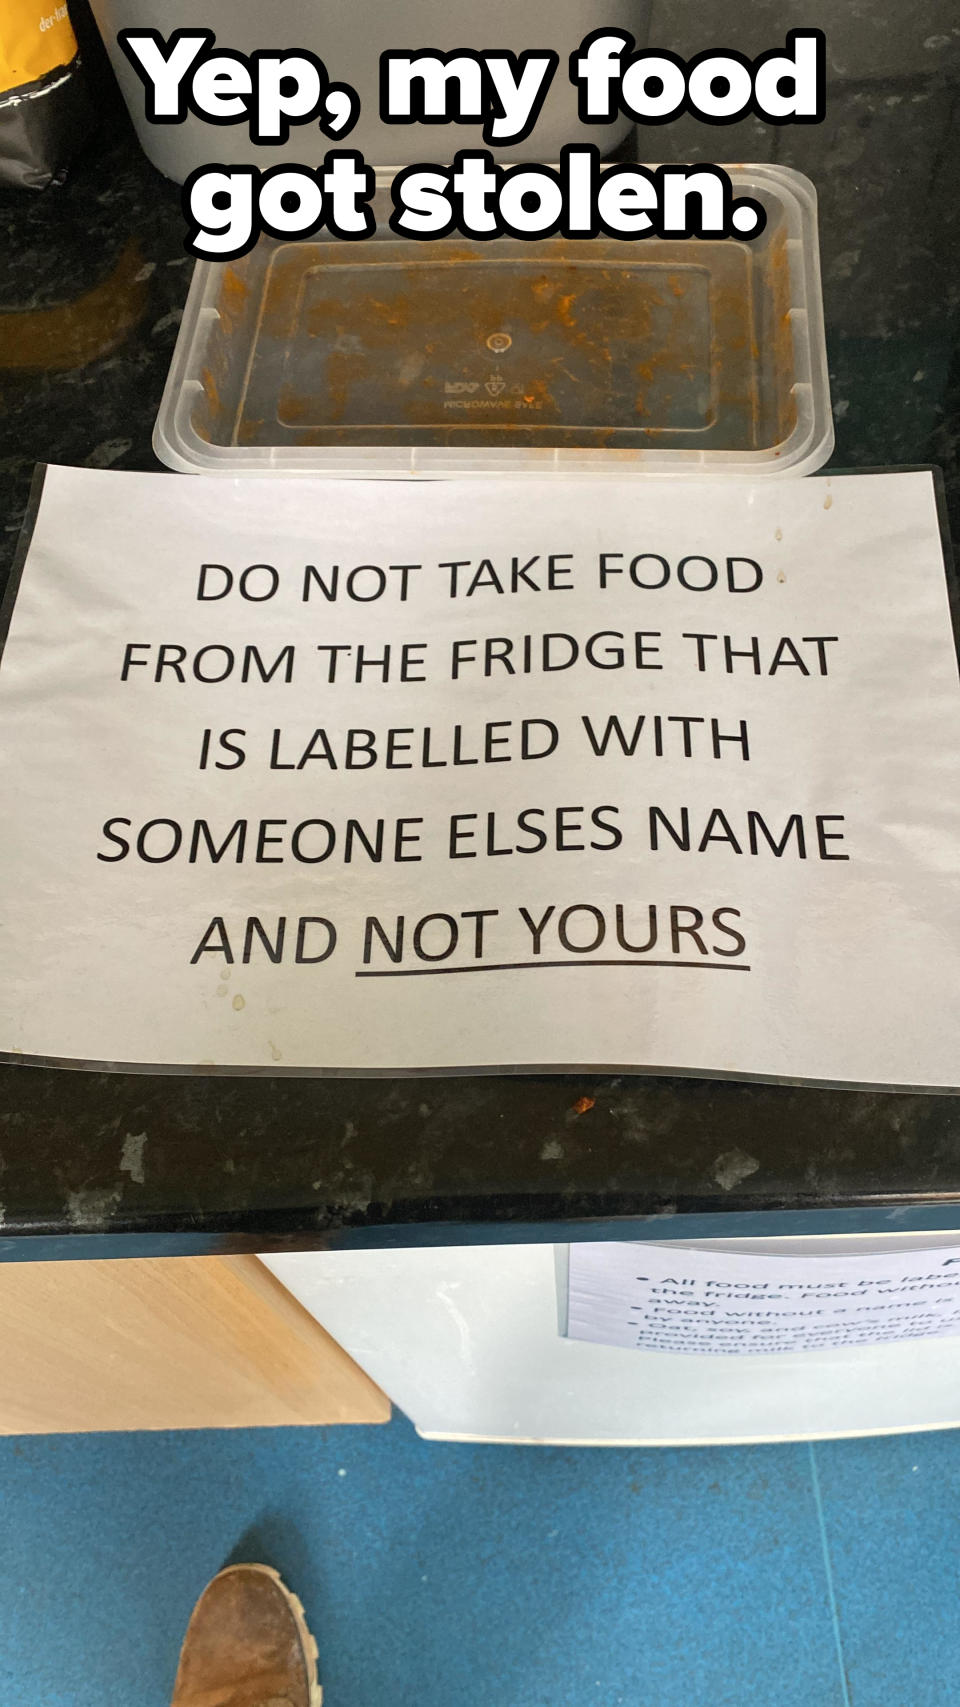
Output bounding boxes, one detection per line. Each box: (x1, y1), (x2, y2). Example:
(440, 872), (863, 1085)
(1, 1416), (957, 1705)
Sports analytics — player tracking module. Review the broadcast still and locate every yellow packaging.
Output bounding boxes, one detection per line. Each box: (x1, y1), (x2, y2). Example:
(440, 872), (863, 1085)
(0, 2), (78, 91)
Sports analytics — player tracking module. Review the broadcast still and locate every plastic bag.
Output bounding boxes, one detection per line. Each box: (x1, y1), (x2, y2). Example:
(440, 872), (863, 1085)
(0, 2), (90, 189)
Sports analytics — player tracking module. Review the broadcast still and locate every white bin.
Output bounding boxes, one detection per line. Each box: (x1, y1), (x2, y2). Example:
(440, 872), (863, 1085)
(87, 0), (648, 181)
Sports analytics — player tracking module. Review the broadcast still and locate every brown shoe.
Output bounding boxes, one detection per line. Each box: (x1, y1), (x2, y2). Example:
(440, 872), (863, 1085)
(170, 1563), (321, 1707)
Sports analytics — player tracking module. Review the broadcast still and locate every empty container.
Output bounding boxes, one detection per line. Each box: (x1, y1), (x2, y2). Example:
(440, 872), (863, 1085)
(154, 164), (833, 480)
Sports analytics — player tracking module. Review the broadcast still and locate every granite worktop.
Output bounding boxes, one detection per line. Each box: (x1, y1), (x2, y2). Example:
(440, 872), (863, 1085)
(0, 13), (958, 1257)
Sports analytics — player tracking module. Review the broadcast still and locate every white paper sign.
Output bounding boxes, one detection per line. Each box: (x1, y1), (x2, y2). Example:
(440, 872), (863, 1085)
(0, 464), (958, 1081)
(567, 1241), (960, 1355)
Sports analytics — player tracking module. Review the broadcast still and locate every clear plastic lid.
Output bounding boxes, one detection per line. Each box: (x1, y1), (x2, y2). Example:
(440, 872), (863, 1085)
(155, 164), (833, 480)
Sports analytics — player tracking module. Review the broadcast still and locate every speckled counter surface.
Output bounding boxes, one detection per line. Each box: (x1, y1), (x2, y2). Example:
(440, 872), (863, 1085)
(0, 18), (958, 1257)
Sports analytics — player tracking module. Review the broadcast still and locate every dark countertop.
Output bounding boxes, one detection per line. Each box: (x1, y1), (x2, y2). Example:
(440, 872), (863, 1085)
(1, 19), (959, 1258)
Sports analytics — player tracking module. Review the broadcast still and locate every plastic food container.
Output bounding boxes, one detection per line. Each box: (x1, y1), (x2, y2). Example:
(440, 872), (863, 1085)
(155, 164), (833, 481)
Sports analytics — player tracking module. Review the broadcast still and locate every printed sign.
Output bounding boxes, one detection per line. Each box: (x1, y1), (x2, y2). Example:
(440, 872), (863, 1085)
(567, 1241), (960, 1356)
(0, 465), (957, 1080)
